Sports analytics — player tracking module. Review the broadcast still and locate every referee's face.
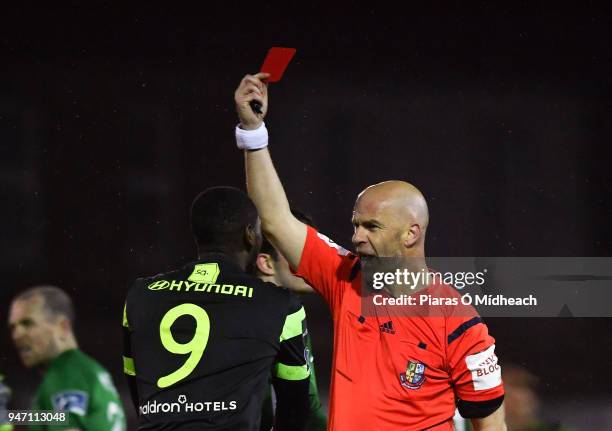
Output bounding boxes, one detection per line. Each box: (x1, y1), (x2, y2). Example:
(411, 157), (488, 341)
(352, 182), (427, 258)
(352, 199), (407, 258)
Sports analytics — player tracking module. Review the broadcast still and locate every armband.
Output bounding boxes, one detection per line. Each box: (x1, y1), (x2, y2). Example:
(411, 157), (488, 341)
(457, 395), (504, 418)
(235, 122), (268, 150)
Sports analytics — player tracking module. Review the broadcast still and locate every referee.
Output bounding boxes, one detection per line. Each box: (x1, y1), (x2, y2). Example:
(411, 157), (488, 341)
(122, 187), (311, 430)
(234, 74), (507, 430)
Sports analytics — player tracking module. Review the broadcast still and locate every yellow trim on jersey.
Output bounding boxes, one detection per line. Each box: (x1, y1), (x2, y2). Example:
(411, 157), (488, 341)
(274, 363), (310, 381)
(123, 303), (129, 328)
(123, 356), (136, 376)
(279, 307), (306, 341)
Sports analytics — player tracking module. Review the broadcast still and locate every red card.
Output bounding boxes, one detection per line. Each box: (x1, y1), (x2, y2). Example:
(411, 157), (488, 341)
(260, 47), (297, 82)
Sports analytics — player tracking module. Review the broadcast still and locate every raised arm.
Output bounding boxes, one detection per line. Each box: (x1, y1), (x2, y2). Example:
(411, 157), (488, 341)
(234, 73), (307, 270)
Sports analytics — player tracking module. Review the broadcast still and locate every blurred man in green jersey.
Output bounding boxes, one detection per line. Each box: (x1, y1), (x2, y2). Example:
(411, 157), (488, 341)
(8, 286), (126, 431)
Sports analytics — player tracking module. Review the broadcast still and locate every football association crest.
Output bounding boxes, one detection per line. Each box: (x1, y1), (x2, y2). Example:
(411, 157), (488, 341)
(399, 360), (426, 389)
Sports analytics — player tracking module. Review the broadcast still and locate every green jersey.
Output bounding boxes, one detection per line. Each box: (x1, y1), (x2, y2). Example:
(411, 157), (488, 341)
(30, 349), (126, 431)
(259, 310), (327, 431)
(303, 334), (327, 431)
(0, 374), (12, 431)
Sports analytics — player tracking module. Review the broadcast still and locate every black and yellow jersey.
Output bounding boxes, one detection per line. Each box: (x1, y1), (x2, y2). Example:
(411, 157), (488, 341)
(123, 253), (310, 430)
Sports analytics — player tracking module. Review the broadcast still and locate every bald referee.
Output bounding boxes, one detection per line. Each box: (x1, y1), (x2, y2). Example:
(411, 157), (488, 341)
(233, 73), (507, 430)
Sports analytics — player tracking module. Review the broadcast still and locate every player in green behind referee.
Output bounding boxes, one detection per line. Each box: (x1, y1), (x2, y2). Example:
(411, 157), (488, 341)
(123, 187), (311, 430)
(8, 286), (126, 431)
(254, 209), (327, 431)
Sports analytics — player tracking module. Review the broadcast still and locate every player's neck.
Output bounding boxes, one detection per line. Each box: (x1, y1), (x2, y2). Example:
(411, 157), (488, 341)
(42, 336), (78, 369)
(197, 249), (251, 272)
(56, 334), (78, 355)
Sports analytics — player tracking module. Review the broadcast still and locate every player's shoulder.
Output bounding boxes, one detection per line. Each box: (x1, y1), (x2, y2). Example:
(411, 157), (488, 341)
(251, 281), (300, 314)
(285, 290), (305, 314)
(47, 350), (121, 399)
(39, 351), (95, 399)
(38, 352), (116, 418)
(128, 267), (182, 290)
(124, 265), (190, 304)
(50, 349), (103, 379)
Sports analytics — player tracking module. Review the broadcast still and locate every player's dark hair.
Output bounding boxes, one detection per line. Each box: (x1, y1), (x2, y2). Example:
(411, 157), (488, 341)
(14, 286), (75, 325)
(260, 207), (316, 261)
(191, 186), (259, 253)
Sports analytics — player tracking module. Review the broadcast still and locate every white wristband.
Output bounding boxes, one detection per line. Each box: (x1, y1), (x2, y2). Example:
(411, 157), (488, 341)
(235, 122), (269, 150)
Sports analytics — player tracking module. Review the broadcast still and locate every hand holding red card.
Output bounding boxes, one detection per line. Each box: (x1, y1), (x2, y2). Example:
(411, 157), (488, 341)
(250, 47), (297, 114)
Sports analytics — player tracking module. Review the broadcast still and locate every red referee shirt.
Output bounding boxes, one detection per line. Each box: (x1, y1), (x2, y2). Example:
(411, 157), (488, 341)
(294, 226), (504, 431)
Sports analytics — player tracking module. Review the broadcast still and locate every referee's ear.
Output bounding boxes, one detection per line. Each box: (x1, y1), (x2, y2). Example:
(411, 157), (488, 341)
(256, 254), (275, 277)
(403, 223), (422, 248)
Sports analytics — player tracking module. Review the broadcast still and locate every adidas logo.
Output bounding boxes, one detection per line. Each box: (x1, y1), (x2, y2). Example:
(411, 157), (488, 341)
(379, 321), (395, 334)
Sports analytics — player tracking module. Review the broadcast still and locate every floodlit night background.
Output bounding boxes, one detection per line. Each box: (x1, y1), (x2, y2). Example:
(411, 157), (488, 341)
(1, 4), (611, 429)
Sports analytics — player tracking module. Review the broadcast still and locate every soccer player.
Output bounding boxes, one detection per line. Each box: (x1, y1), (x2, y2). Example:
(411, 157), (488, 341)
(254, 210), (327, 431)
(122, 186), (311, 430)
(8, 286), (126, 431)
(233, 73), (507, 430)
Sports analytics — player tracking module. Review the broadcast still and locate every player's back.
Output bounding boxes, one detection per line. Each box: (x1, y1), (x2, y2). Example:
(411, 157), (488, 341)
(124, 253), (299, 430)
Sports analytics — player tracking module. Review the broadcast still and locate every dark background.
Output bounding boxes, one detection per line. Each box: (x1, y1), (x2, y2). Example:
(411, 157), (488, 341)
(1, 3), (611, 429)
